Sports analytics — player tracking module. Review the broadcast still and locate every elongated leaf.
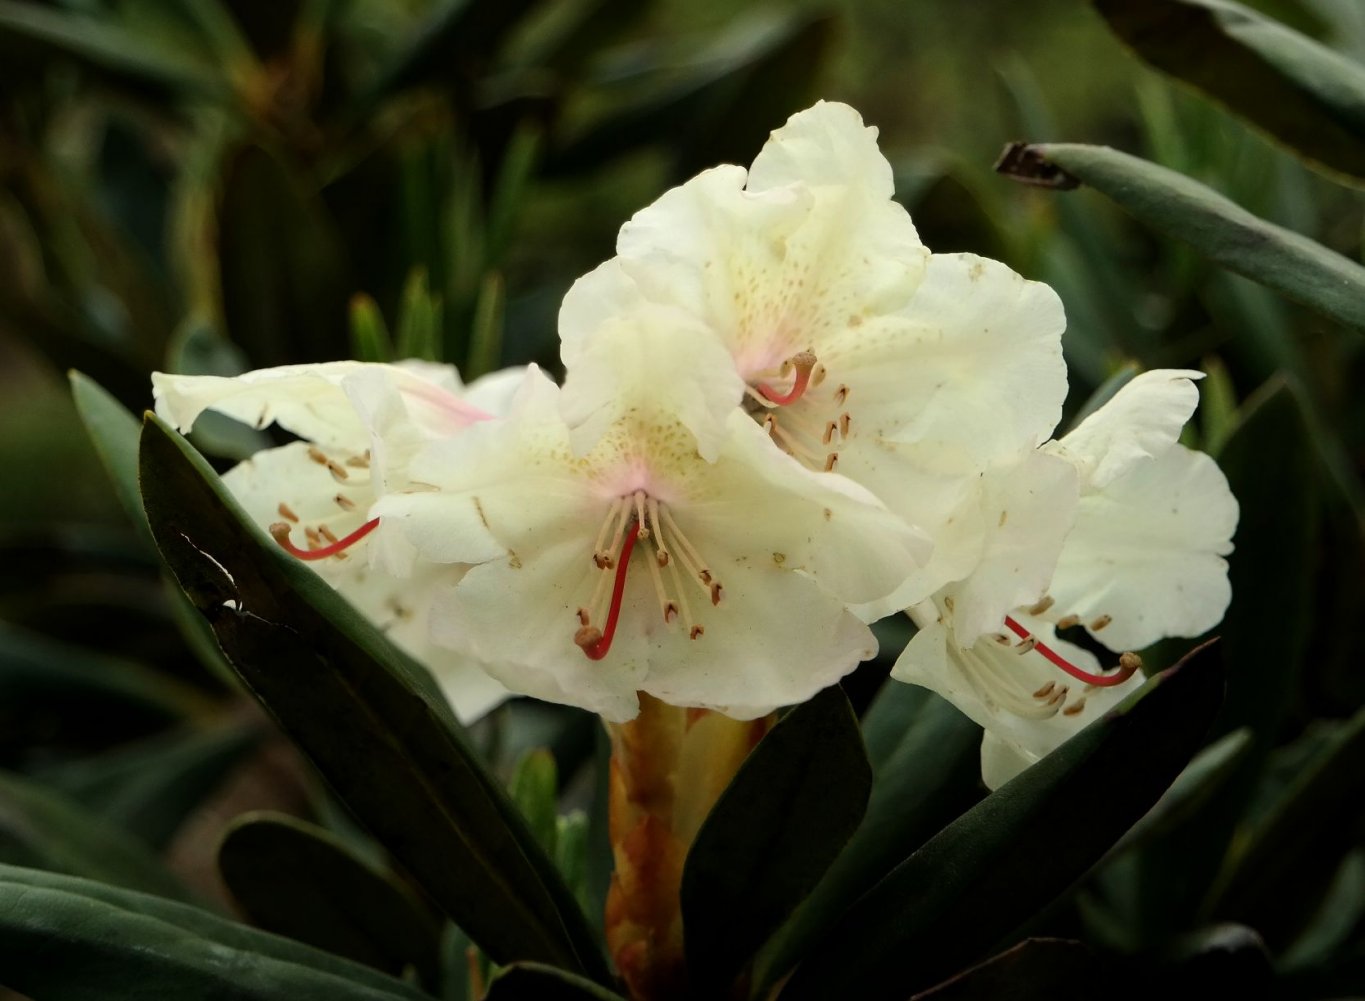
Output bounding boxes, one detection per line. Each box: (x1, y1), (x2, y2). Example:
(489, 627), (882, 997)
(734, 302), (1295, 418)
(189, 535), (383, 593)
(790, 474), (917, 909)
(0, 619), (209, 727)
(681, 686), (871, 994)
(0, 0), (228, 97)
(0, 864), (431, 1001)
(0, 771), (191, 902)
(218, 146), (352, 366)
(997, 142), (1365, 332)
(910, 938), (1104, 1000)
(1209, 705), (1365, 943)
(754, 684), (980, 992)
(70, 370), (239, 686)
(137, 416), (606, 979)
(220, 812), (441, 981)
(1094, 0), (1365, 183)
(779, 642), (1224, 1001)
(486, 962), (626, 1000)
(36, 723), (262, 850)
(70, 370), (148, 542)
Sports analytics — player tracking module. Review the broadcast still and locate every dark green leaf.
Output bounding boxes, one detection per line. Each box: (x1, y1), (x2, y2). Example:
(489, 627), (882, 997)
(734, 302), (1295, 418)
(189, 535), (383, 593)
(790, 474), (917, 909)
(0, 864), (432, 1000)
(395, 268), (443, 362)
(0, 770), (191, 902)
(220, 811), (441, 982)
(485, 962), (626, 1000)
(754, 684), (980, 993)
(466, 271), (506, 379)
(1208, 705), (1365, 943)
(547, 12), (833, 180)
(35, 723), (262, 850)
(137, 415), (606, 979)
(69, 369), (147, 542)
(997, 142), (1365, 332)
(510, 749), (559, 857)
(218, 146), (352, 367)
(350, 294), (394, 364)
(681, 686), (871, 994)
(779, 641), (1224, 1001)
(909, 938), (1104, 1000)
(0, 0), (228, 97)
(0, 620), (209, 727)
(1093, 0), (1365, 183)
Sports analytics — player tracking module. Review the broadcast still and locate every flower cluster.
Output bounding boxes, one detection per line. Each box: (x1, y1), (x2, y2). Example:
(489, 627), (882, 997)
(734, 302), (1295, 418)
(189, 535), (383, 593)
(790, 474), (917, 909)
(153, 102), (1236, 782)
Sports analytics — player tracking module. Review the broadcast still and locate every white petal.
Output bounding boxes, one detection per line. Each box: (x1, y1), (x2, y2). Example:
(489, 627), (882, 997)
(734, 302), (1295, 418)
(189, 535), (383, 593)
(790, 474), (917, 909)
(980, 732), (1035, 790)
(374, 368), (582, 567)
(1047, 445), (1237, 652)
(430, 539), (647, 722)
(559, 270), (745, 462)
(461, 365), (531, 417)
(945, 450), (1079, 646)
(746, 100), (896, 200)
(153, 362), (488, 452)
(688, 412), (932, 607)
(826, 254), (1068, 462)
(639, 563), (877, 719)
(893, 613), (1142, 789)
(223, 445), (508, 724)
(1047, 369), (1203, 489)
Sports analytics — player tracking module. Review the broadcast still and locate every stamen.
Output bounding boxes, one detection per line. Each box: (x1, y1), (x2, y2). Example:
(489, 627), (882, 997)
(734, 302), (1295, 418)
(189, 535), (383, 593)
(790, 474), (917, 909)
(1027, 595), (1055, 616)
(271, 518), (379, 561)
(318, 525), (339, 544)
(665, 547), (699, 639)
(660, 508), (719, 599)
(811, 363), (827, 387)
(593, 497), (628, 569)
(277, 503), (299, 523)
(633, 492), (650, 540)
(1055, 614), (1080, 630)
(1033, 681), (1056, 699)
(644, 533), (674, 623)
(578, 520), (639, 661)
(1090, 614), (1113, 631)
(335, 494), (357, 511)
(1003, 615), (1141, 688)
(345, 452), (370, 469)
(1063, 698), (1088, 717)
(307, 446), (328, 466)
(833, 384), (849, 407)
(326, 460), (349, 482)
(839, 413), (850, 437)
(648, 497), (670, 566)
(823, 453), (839, 472)
(757, 351), (817, 406)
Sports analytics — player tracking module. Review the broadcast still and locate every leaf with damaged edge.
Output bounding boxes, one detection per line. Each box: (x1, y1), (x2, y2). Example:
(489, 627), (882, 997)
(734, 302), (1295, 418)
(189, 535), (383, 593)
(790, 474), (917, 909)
(137, 414), (607, 981)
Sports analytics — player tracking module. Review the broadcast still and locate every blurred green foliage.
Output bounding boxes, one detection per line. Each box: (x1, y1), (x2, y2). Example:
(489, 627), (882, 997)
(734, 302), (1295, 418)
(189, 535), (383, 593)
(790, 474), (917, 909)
(0, 0), (1363, 998)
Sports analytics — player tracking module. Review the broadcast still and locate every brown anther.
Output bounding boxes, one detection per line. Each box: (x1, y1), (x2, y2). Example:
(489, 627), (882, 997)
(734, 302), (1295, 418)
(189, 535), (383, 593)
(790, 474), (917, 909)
(574, 625), (603, 653)
(824, 453), (839, 472)
(1055, 614), (1081, 630)
(327, 460), (349, 482)
(690, 625), (704, 640)
(839, 413), (851, 437)
(834, 385), (849, 406)
(656, 550), (670, 567)
(1063, 698), (1088, 717)
(1048, 685), (1069, 706)
(943, 596), (955, 612)
(594, 553), (613, 570)
(1014, 637), (1038, 655)
(318, 526), (339, 544)
(700, 570), (713, 584)
(1027, 595), (1055, 616)
(1090, 614), (1113, 631)
(304, 527), (323, 546)
(576, 607), (591, 626)
(664, 602), (679, 624)
(762, 414), (777, 435)
(307, 446), (328, 466)
(345, 455), (369, 468)
(710, 582), (724, 606)
(823, 421), (838, 445)
(277, 503), (299, 523)
(1033, 681), (1056, 699)
(811, 363), (827, 386)
(992, 633), (1012, 646)
(335, 494), (356, 511)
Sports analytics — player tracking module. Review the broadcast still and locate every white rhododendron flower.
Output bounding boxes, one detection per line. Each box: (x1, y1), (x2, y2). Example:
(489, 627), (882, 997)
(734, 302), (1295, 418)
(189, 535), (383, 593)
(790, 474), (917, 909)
(152, 360), (518, 723)
(375, 321), (933, 723)
(560, 100), (1068, 609)
(894, 370), (1238, 787)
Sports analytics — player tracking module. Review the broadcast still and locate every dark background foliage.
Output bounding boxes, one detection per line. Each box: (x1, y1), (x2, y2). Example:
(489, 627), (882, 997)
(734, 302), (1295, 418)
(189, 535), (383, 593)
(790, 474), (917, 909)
(0, 0), (1362, 998)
